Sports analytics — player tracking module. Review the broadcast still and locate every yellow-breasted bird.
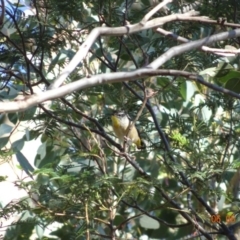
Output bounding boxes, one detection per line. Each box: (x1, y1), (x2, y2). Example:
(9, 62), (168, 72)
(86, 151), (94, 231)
(111, 110), (145, 149)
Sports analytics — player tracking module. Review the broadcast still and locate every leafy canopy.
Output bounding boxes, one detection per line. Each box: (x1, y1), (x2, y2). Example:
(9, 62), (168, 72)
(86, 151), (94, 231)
(1, 0), (240, 239)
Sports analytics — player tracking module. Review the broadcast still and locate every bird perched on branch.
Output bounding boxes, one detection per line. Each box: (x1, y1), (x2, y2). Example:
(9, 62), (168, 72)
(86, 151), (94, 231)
(111, 110), (145, 149)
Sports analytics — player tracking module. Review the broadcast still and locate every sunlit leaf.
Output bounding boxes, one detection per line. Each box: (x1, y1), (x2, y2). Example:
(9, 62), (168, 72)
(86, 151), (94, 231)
(15, 151), (34, 177)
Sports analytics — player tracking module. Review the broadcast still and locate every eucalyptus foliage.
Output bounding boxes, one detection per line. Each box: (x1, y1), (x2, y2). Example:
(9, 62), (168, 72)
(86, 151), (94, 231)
(1, 0), (240, 239)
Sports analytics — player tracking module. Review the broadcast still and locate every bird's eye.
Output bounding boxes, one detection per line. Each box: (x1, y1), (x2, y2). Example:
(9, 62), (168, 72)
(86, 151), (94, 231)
(117, 111), (125, 117)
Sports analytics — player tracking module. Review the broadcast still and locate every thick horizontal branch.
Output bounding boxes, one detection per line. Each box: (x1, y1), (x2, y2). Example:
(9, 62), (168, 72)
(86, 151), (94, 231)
(2, 23), (240, 113)
(48, 10), (203, 89)
(1, 69), (240, 113)
(49, 10), (240, 90)
(156, 28), (240, 56)
(148, 29), (240, 69)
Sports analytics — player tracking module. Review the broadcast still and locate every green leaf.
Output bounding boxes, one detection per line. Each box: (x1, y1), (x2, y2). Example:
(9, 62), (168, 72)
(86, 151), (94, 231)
(48, 49), (76, 73)
(120, 53), (132, 61)
(35, 145), (58, 168)
(36, 142), (47, 160)
(8, 113), (18, 124)
(20, 107), (37, 121)
(199, 67), (218, 77)
(139, 215), (160, 229)
(225, 78), (240, 93)
(156, 77), (171, 87)
(0, 124), (12, 136)
(200, 63), (234, 78)
(0, 137), (9, 148)
(113, 214), (125, 226)
(217, 70), (240, 85)
(15, 151), (34, 177)
(4, 210), (36, 239)
(12, 138), (25, 151)
(180, 81), (187, 100)
(35, 224), (44, 239)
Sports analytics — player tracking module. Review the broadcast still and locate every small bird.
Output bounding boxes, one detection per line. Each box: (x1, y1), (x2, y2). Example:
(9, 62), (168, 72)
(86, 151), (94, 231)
(111, 110), (145, 149)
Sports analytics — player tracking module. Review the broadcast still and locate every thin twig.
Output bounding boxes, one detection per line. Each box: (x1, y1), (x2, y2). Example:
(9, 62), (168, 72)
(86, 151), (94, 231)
(141, 0), (173, 24)
(156, 28), (240, 56)
(85, 202), (90, 240)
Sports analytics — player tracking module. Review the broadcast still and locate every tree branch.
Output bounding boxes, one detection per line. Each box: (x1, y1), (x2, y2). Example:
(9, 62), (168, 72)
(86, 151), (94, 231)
(48, 10), (202, 90)
(156, 28), (240, 56)
(141, 0), (173, 23)
(2, 67), (240, 113)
